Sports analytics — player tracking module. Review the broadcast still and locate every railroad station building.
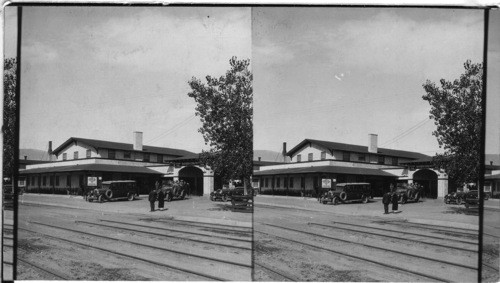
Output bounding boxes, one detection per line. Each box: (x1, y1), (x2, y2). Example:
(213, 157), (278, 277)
(19, 132), (215, 196)
(253, 134), (449, 198)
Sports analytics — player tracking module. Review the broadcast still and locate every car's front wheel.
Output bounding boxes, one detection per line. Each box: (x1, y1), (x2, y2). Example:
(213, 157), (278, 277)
(98, 195), (104, 203)
(222, 194), (228, 202)
(166, 193), (173, 202)
(333, 197), (340, 205)
(127, 193), (135, 201)
(362, 196), (368, 204)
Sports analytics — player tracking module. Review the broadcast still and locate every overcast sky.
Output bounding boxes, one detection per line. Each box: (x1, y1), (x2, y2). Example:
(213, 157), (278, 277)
(253, 7), (491, 156)
(3, 6), (499, 157)
(4, 6), (251, 153)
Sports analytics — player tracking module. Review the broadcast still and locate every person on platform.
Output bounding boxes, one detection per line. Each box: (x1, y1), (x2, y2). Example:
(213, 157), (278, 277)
(382, 187), (392, 214)
(391, 184), (399, 213)
(157, 188), (165, 211)
(149, 188), (157, 212)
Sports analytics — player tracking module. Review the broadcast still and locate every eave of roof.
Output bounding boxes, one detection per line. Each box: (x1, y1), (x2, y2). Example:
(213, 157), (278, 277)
(253, 165), (398, 177)
(287, 138), (430, 160)
(19, 164), (163, 175)
(485, 174), (500, 180)
(52, 137), (196, 158)
(253, 161), (285, 166)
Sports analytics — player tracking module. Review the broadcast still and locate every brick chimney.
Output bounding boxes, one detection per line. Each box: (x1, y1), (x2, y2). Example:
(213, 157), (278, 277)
(48, 141), (53, 161)
(133, 131), (143, 151)
(368, 134), (378, 153)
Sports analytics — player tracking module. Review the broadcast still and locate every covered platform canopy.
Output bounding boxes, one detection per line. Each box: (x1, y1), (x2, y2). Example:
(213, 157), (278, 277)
(254, 165), (398, 177)
(20, 164), (162, 175)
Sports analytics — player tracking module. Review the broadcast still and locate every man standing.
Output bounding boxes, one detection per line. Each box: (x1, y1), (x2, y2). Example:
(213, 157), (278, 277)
(382, 188), (391, 214)
(391, 184), (399, 213)
(157, 188), (165, 211)
(149, 188), (157, 212)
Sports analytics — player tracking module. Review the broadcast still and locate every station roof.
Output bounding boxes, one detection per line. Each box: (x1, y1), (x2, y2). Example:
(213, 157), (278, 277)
(19, 164), (162, 175)
(485, 174), (500, 180)
(253, 165), (398, 177)
(287, 139), (430, 160)
(52, 137), (196, 158)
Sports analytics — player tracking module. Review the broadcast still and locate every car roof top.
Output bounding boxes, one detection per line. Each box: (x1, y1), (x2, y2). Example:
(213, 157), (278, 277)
(336, 183), (370, 186)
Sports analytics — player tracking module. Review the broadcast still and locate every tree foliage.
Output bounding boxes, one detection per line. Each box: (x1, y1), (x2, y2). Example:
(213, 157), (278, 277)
(3, 58), (17, 180)
(187, 57), (253, 185)
(422, 60), (482, 185)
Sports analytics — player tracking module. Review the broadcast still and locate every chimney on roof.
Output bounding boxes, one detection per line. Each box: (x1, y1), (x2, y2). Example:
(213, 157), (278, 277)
(24, 156), (27, 160)
(282, 142), (290, 163)
(48, 141), (53, 161)
(133, 131), (143, 151)
(368, 134), (378, 153)
(258, 157), (261, 161)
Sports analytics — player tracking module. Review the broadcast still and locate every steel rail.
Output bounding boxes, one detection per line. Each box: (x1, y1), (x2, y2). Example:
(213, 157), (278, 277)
(19, 227), (228, 281)
(30, 221), (251, 269)
(261, 223), (478, 271)
(331, 221), (478, 244)
(74, 221), (251, 251)
(3, 261), (13, 265)
(17, 257), (69, 280)
(309, 222), (478, 251)
(482, 262), (500, 272)
(483, 231), (500, 238)
(95, 219), (252, 243)
(152, 219), (252, 233)
(154, 218), (252, 231)
(381, 221), (478, 235)
(254, 262), (298, 281)
(254, 230), (448, 282)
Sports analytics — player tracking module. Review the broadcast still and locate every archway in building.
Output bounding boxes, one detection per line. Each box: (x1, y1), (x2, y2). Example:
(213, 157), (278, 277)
(413, 169), (438, 199)
(179, 166), (204, 196)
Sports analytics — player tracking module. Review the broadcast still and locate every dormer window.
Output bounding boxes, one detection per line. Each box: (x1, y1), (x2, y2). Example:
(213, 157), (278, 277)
(308, 153), (313, 161)
(358, 154), (366, 162)
(321, 151), (326, 160)
(297, 154), (301, 162)
(378, 155), (385, 164)
(108, 150), (116, 159)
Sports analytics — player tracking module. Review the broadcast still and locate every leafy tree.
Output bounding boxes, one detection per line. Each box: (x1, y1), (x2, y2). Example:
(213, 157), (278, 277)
(422, 60), (482, 186)
(187, 57), (253, 190)
(3, 58), (17, 181)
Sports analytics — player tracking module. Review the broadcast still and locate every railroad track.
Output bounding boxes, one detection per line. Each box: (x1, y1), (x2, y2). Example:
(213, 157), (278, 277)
(377, 220), (479, 237)
(151, 218), (252, 234)
(254, 262), (298, 281)
(255, 221), (480, 282)
(17, 257), (69, 280)
(73, 220), (251, 250)
(19, 226), (245, 281)
(309, 222), (478, 252)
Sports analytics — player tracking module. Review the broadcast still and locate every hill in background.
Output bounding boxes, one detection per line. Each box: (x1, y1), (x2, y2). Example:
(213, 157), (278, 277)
(20, 148), (51, 161)
(254, 150), (285, 162)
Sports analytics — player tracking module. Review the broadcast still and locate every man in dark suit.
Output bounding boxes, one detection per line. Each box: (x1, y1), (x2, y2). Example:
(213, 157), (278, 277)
(149, 189), (157, 212)
(382, 188), (392, 214)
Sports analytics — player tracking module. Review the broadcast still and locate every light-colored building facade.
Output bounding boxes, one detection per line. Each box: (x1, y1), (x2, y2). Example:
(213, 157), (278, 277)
(20, 132), (215, 195)
(254, 134), (448, 198)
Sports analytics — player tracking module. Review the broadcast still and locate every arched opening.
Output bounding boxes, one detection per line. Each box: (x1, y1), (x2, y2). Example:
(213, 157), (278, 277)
(413, 169), (438, 199)
(179, 166), (204, 196)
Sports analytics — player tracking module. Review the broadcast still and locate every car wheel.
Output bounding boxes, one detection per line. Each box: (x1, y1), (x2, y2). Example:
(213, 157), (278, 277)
(166, 193), (172, 202)
(339, 192), (347, 201)
(210, 195), (214, 201)
(127, 193), (134, 201)
(457, 197), (462, 205)
(333, 197), (339, 205)
(222, 195), (228, 202)
(362, 196), (368, 204)
(98, 195), (103, 203)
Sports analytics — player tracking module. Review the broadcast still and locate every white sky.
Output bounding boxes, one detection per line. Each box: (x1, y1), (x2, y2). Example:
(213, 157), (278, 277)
(2, 6), (499, 156)
(4, 6), (251, 153)
(253, 7), (493, 156)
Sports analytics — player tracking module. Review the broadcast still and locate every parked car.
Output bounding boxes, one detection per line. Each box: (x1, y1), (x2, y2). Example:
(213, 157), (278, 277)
(396, 183), (422, 204)
(464, 190), (479, 208)
(444, 191), (467, 204)
(210, 188), (232, 201)
(320, 183), (372, 205)
(88, 180), (139, 202)
(160, 184), (187, 202)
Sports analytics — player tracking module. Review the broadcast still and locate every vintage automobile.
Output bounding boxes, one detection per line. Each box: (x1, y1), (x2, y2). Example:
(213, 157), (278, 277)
(464, 190), (479, 208)
(230, 186), (254, 210)
(159, 183), (187, 202)
(444, 191), (467, 204)
(87, 180), (139, 203)
(210, 188), (232, 202)
(396, 183), (422, 204)
(320, 183), (372, 205)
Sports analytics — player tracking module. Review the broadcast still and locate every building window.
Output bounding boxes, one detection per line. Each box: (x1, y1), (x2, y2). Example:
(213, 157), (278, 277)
(157, 155), (163, 163)
(297, 154), (301, 162)
(55, 176), (60, 186)
(392, 157), (398, 166)
(265, 178), (269, 187)
(308, 153), (313, 161)
(321, 151), (326, 160)
(63, 153), (67, 160)
(74, 151), (79, 159)
(276, 177), (280, 188)
(43, 176), (46, 186)
(50, 176), (54, 186)
(66, 175), (71, 187)
(313, 176), (318, 189)
(284, 177), (288, 188)
(343, 152), (350, 161)
(378, 155), (385, 164)
(27, 177), (30, 186)
(38, 176), (41, 186)
(144, 153), (150, 162)
(124, 151), (131, 159)
(290, 177), (294, 188)
(108, 150), (116, 159)
(358, 154), (366, 162)
(86, 149), (91, 158)
(32, 176), (35, 185)
(301, 177), (305, 188)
